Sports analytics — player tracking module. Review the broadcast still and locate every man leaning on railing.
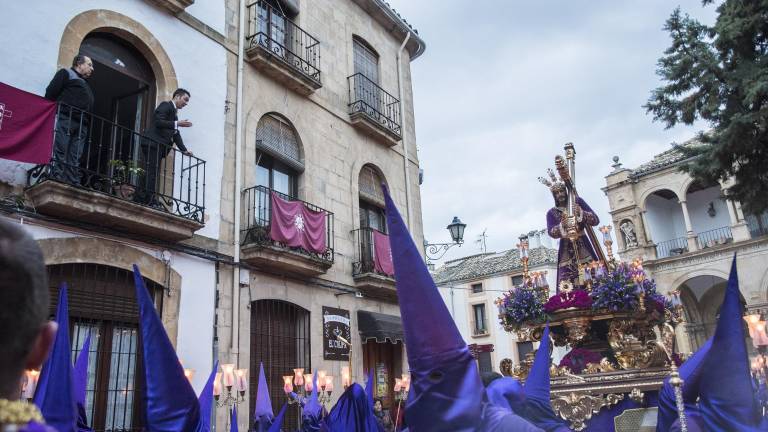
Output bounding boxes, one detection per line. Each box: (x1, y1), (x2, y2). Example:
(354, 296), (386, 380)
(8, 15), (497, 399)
(44, 54), (94, 185)
(139, 88), (194, 207)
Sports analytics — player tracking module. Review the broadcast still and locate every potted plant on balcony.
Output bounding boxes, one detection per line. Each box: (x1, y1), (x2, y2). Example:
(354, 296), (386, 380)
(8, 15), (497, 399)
(108, 159), (144, 200)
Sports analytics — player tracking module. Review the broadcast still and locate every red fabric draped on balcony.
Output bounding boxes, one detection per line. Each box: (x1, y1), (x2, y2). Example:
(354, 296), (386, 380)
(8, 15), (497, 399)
(373, 230), (394, 276)
(0, 82), (56, 163)
(269, 191), (327, 253)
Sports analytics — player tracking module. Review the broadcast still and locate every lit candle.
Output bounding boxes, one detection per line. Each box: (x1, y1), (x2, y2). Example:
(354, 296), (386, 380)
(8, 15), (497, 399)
(341, 366), (350, 388)
(21, 370), (39, 399)
(293, 368), (305, 387)
(304, 373), (314, 392)
(318, 370), (327, 384)
(403, 376), (411, 392)
(324, 376), (334, 392)
(235, 369), (248, 392)
(394, 378), (402, 392)
(283, 375), (293, 394)
(221, 364), (235, 387)
(213, 372), (222, 397)
(184, 368), (195, 383)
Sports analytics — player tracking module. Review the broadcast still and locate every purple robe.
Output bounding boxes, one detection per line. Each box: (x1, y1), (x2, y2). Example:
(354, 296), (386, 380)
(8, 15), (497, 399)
(545, 196), (600, 290)
(15, 421), (58, 431)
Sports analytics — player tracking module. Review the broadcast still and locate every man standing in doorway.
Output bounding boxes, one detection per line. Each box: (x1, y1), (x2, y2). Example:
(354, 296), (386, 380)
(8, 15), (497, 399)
(44, 54), (94, 184)
(140, 88), (193, 206)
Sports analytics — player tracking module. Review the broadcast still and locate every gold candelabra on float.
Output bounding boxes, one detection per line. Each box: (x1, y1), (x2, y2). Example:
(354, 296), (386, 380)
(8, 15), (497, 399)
(393, 374), (411, 431)
(599, 225), (616, 268)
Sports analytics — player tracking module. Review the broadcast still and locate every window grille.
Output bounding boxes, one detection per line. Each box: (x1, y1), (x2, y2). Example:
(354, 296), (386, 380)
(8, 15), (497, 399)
(359, 165), (386, 206)
(256, 114), (303, 172)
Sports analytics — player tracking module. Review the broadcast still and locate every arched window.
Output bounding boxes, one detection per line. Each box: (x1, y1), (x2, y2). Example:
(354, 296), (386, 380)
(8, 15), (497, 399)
(250, 299), (310, 430)
(358, 164), (386, 230)
(256, 113), (303, 197)
(47, 263), (164, 432)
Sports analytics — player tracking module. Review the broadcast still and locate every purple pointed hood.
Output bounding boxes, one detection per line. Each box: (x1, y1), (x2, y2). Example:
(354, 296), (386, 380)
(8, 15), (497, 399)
(383, 186), (483, 430)
(656, 339), (712, 432)
(73, 334), (92, 431)
(321, 383), (381, 432)
(230, 405), (238, 432)
(364, 369), (375, 407)
(253, 362), (274, 431)
(521, 325), (569, 432)
(197, 361), (218, 432)
(268, 404), (288, 432)
(133, 265), (200, 431)
(698, 255), (766, 430)
(33, 283), (77, 432)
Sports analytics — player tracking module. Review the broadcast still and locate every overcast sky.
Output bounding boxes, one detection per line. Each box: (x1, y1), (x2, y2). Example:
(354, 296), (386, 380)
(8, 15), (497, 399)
(386, 0), (717, 264)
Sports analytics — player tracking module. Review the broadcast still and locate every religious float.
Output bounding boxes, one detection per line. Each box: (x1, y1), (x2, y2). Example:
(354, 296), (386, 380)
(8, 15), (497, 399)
(496, 143), (687, 431)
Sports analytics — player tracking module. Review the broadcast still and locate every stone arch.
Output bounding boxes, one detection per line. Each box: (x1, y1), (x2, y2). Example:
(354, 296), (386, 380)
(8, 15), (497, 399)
(37, 237), (182, 345)
(639, 187), (681, 212)
(57, 10), (178, 101)
(674, 272), (729, 352)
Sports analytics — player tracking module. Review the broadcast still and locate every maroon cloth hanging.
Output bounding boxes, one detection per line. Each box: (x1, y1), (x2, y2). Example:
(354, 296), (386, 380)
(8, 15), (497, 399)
(0, 82), (56, 164)
(373, 230), (394, 276)
(269, 191), (327, 253)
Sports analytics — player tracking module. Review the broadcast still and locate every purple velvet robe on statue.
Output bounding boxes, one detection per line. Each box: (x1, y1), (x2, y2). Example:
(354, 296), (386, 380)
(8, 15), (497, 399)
(545, 196), (600, 290)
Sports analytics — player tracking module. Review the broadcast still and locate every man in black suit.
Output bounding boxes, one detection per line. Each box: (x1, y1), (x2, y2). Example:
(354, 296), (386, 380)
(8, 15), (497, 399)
(141, 88), (193, 205)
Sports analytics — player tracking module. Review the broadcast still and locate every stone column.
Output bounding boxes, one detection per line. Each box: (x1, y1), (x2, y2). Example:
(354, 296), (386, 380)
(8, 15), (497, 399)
(727, 199), (752, 241)
(679, 200), (698, 252)
(638, 210), (658, 260)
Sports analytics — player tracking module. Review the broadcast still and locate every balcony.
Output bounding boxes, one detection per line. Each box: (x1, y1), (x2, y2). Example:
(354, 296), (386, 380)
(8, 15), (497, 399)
(747, 212), (768, 239)
(655, 237), (688, 259)
(351, 227), (396, 301)
(245, 0), (322, 95)
(696, 226), (733, 250)
(26, 104), (205, 241)
(240, 185), (334, 276)
(146, 0), (194, 14)
(347, 73), (402, 146)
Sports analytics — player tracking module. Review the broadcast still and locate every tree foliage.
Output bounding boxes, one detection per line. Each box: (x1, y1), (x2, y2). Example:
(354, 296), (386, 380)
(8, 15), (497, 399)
(645, 0), (768, 214)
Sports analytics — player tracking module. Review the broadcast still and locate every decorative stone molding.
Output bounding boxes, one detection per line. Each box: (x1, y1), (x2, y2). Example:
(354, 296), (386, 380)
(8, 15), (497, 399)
(37, 236), (182, 346)
(146, 0), (195, 14)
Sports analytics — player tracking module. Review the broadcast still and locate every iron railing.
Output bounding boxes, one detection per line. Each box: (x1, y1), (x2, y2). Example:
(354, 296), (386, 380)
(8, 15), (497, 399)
(241, 185), (334, 263)
(656, 236), (689, 259)
(696, 226), (733, 249)
(27, 103), (206, 224)
(246, 0), (321, 84)
(351, 227), (393, 278)
(348, 73), (402, 137)
(747, 211), (768, 238)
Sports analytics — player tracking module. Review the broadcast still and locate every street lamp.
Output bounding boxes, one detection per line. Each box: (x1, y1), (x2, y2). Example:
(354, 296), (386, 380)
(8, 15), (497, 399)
(424, 216), (467, 265)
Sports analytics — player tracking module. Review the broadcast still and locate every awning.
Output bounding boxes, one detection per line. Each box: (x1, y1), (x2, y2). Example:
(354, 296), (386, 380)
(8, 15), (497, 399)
(357, 310), (404, 344)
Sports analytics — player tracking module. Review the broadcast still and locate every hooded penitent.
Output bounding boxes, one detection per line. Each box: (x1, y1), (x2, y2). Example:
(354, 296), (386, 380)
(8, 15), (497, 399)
(73, 334), (93, 432)
(253, 362), (274, 432)
(197, 361), (218, 432)
(33, 284), (77, 432)
(321, 383), (382, 432)
(383, 186), (483, 431)
(656, 339), (711, 432)
(697, 256), (768, 431)
(485, 377), (525, 413)
(268, 404), (288, 432)
(302, 371), (322, 432)
(520, 325), (570, 432)
(133, 265), (201, 431)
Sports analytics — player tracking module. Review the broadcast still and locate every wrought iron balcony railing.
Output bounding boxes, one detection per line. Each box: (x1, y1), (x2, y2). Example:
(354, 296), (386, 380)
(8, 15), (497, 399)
(351, 227), (392, 278)
(347, 73), (402, 137)
(696, 226), (733, 249)
(246, 0), (321, 84)
(655, 236), (689, 259)
(747, 211), (768, 238)
(241, 185), (334, 263)
(27, 103), (206, 223)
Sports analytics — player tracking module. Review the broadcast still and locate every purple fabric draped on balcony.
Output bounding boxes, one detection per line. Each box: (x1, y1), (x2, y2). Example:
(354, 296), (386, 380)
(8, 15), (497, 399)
(0, 82), (56, 164)
(269, 192), (327, 254)
(373, 231), (394, 276)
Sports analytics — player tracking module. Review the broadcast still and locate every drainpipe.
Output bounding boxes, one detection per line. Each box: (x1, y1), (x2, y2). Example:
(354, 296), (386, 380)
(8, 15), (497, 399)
(232, 0), (246, 360)
(396, 32), (412, 229)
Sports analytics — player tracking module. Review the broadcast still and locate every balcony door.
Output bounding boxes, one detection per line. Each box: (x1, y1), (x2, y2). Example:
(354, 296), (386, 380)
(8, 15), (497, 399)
(353, 38), (380, 112)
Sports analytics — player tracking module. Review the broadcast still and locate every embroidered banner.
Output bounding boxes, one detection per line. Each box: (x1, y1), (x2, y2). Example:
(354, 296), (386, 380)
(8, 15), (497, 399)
(373, 230), (394, 277)
(0, 82), (56, 164)
(269, 191), (327, 254)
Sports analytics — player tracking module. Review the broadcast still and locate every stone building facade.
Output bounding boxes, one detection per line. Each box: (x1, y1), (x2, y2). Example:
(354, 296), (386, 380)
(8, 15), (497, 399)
(432, 230), (563, 375)
(604, 139), (768, 354)
(0, 0), (426, 430)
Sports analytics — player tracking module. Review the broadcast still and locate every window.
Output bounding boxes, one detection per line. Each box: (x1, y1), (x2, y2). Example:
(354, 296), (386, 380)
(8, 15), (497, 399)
(471, 283), (483, 294)
(250, 300), (310, 430)
(477, 351), (493, 374)
(517, 342), (534, 363)
(353, 38), (379, 83)
(255, 113), (302, 197)
(511, 275), (524, 287)
(472, 304), (487, 335)
(47, 263), (164, 432)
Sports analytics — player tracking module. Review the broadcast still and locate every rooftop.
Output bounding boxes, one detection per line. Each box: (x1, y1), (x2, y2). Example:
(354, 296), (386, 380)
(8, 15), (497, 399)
(432, 246), (558, 285)
(629, 138), (704, 178)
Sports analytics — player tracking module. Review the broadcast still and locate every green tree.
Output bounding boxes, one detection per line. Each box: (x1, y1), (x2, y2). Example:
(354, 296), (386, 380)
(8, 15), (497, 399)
(645, 0), (768, 214)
